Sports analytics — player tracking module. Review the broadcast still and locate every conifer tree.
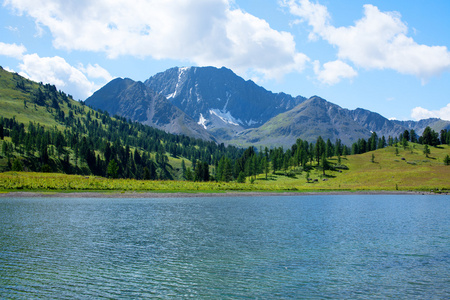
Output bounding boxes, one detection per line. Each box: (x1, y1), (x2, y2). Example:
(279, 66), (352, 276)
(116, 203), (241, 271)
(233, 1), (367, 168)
(107, 159), (119, 178)
(423, 144), (430, 157)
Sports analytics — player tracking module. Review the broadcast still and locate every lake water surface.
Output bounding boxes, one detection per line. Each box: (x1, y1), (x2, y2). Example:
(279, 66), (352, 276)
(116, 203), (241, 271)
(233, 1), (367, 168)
(1, 195), (449, 299)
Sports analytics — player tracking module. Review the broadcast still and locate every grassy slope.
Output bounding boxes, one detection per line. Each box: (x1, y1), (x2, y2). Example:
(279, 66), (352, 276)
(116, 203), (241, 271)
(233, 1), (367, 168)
(1, 144), (448, 193)
(0, 67), (94, 130)
(0, 67), (196, 178)
(250, 144), (449, 192)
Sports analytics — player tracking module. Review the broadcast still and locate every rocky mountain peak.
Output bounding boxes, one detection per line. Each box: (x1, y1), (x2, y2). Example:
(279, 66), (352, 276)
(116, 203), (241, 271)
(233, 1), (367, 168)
(86, 66), (450, 147)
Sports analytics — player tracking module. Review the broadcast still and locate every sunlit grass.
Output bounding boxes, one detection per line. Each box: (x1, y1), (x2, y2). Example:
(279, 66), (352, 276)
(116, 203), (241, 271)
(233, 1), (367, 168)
(0, 143), (448, 194)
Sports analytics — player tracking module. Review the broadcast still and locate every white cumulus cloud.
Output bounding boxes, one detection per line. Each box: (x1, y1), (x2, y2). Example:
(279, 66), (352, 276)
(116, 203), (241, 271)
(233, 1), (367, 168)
(313, 60), (357, 85)
(0, 42), (27, 59)
(78, 63), (114, 82)
(411, 104), (450, 121)
(18, 54), (111, 100)
(283, 0), (450, 81)
(3, 0), (309, 80)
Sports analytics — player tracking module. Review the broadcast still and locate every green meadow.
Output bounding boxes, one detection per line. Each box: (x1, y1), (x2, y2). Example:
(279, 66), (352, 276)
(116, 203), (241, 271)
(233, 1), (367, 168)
(1, 143), (448, 194)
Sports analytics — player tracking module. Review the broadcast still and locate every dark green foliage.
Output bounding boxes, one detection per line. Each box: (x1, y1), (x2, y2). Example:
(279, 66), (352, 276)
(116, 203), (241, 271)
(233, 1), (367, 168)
(236, 171), (246, 183)
(403, 130), (410, 142)
(41, 164), (52, 173)
(320, 154), (331, 176)
(368, 132), (378, 151)
(410, 129), (417, 143)
(315, 136), (325, 163)
(33, 88), (46, 106)
(12, 158), (23, 171)
(420, 126), (439, 146)
(184, 167), (193, 181)
(194, 160), (210, 182)
(107, 159), (119, 178)
(440, 129), (450, 145)
(217, 156), (233, 182)
(423, 144), (430, 157)
(444, 155), (450, 166)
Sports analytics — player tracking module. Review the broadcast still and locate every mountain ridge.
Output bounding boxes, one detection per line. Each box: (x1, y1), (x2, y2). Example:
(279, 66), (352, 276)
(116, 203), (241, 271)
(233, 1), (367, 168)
(144, 66), (305, 130)
(86, 77), (214, 141)
(86, 66), (450, 147)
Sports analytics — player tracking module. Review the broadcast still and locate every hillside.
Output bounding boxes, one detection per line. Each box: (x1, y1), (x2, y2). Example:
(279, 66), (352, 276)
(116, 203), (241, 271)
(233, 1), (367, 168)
(230, 96), (371, 147)
(0, 67), (244, 180)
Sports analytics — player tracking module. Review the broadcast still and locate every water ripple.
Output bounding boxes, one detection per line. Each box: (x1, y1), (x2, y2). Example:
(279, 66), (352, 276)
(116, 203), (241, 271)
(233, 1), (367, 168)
(1, 195), (449, 299)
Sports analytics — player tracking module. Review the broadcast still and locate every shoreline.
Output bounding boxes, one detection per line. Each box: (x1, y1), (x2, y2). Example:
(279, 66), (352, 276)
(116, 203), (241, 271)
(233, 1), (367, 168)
(0, 190), (442, 198)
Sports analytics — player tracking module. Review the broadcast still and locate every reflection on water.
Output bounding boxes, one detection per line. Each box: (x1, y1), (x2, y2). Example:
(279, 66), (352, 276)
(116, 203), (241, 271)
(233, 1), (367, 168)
(1, 195), (449, 299)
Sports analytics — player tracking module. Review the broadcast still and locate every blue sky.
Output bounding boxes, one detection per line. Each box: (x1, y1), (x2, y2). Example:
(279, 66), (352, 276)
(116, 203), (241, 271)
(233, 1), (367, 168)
(1, 0), (449, 121)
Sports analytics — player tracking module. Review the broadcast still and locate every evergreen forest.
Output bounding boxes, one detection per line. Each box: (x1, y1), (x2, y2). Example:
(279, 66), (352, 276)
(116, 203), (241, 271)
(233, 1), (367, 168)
(1, 67), (450, 185)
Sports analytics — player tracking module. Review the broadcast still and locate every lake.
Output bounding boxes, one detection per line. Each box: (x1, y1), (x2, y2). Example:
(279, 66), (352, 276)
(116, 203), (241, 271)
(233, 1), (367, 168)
(1, 195), (449, 299)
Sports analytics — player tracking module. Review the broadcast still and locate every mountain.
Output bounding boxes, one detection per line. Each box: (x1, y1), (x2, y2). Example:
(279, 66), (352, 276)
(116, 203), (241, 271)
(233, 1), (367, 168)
(144, 66), (305, 140)
(85, 78), (214, 141)
(349, 108), (407, 138)
(87, 66), (450, 147)
(392, 118), (450, 135)
(230, 96), (371, 147)
(0, 66), (244, 179)
(231, 97), (450, 147)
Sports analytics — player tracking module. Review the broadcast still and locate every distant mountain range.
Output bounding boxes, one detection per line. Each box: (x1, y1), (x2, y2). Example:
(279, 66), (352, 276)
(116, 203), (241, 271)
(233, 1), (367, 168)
(86, 66), (450, 147)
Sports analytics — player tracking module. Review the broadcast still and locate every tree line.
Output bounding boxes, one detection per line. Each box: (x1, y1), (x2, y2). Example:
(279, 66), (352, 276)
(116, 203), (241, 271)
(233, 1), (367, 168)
(1, 71), (449, 182)
(0, 80), (245, 179)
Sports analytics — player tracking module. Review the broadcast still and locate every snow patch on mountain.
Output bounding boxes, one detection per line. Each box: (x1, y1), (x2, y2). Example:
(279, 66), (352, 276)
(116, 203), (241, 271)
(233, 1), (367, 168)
(198, 113), (207, 129)
(166, 91), (176, 99)
(166, 67), (191, 100)
(209, 109), (241, 126)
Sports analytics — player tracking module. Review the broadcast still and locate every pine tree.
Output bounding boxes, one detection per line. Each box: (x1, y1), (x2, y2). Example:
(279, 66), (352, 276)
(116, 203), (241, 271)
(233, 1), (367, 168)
(12, 158), (23, 171)
(222, 157), (233, 182)
(263, 158), (269, 180)
(444, 155), (450, 166)
(423, 144), (430, 158)
(320, 154), (331, 176)
(185, 167), (193, 181)
(107, 159), (119, 178)
(237, 171), (246, 183)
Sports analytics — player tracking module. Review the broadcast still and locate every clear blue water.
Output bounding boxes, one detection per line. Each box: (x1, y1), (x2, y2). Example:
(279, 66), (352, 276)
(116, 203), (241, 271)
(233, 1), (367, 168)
(0, 195), (449, 299)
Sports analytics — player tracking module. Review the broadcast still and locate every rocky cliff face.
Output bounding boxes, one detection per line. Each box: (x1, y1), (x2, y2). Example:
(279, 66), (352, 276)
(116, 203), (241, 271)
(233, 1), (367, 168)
(144, 67), (305, 133)
(85, 78), (214, 141)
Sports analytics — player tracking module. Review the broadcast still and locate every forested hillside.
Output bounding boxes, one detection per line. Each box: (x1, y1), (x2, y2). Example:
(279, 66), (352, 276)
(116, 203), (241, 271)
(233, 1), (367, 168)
(0, 67), (244, 180)
(1, 67), (449, 185)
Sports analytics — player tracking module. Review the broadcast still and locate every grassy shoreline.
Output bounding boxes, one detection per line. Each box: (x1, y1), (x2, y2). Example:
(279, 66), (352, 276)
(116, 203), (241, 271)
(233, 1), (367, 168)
(1, 143), (449, 196)
(0, 190), (442, 198)
(0, 171), (447, 197)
